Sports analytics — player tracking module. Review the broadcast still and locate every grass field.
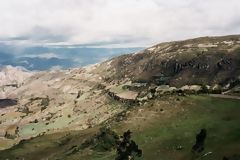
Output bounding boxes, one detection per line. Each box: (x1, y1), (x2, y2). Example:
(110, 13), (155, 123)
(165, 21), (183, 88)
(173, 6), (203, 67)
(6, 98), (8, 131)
(0, 95), (239, 160)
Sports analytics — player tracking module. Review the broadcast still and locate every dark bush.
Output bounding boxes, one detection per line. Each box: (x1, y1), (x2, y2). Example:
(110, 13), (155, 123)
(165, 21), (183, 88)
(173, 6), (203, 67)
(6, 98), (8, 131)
(80, 127), (119, 152)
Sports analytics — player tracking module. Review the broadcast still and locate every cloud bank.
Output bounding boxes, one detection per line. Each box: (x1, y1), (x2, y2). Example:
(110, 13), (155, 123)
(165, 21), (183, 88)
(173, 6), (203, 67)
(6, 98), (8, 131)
(0, 44), (141, 70)
(0, 0), (239, 70)
(0, 0), (239, 47)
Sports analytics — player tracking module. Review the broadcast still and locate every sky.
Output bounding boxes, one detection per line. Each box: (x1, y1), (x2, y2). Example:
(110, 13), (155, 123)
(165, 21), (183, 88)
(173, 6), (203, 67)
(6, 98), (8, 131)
(0, 0), (240, 70)
(1, 0), (240, 47)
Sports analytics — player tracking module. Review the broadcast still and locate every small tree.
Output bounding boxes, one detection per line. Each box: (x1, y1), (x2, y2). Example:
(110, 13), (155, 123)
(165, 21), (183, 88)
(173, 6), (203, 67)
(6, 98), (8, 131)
(201, 85), (209, 94)
(115, 130), (142, 160)
(192, 129), (207, 155)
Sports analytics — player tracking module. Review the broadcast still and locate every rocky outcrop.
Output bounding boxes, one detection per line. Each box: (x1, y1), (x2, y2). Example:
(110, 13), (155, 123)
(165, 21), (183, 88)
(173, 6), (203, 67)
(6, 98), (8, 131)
(107, 91), (138, 106)
(0, 66), (33, 99)
(0, 66), (32, 86)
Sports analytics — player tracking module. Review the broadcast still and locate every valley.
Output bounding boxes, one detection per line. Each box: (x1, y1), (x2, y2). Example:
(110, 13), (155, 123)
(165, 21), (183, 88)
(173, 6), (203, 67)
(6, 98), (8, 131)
(0, 35), (240, 160)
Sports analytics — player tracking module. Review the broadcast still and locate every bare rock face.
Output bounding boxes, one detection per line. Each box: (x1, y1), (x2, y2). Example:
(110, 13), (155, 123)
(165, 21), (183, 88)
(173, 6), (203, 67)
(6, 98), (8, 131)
(0, 65), (33, 99)
(0, 66), (32, 86)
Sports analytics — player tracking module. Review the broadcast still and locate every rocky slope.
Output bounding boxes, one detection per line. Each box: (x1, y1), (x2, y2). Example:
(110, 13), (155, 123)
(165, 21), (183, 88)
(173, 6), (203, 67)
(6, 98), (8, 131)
(0, 66), (124, 149)
(0, 66), (33, 99)
(0, 65), (32, 86)
(0, 35), (240, 150)
(95, 35), (240, 87)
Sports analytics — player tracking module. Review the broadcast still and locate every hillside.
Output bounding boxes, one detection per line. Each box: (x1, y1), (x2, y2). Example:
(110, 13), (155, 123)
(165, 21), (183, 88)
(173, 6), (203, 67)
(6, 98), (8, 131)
(0, 35), (239, 160)
(1, 95), (240, 160)
(95, 35), (240, 87)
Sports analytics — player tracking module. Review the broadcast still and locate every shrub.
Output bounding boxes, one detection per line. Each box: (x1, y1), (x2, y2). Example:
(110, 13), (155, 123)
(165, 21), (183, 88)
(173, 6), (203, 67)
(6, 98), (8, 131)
(80, 127), (119, 152)
(41, 96), (50, 111)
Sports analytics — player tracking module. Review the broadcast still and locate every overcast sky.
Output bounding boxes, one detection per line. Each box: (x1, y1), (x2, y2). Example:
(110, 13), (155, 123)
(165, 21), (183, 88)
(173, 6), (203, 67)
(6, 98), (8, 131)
(0, 0), (240, 47)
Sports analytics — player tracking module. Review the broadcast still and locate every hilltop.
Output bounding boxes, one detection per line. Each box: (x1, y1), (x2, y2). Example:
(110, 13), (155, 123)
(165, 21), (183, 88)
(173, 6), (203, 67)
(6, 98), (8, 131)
(95, 35), (240, 87)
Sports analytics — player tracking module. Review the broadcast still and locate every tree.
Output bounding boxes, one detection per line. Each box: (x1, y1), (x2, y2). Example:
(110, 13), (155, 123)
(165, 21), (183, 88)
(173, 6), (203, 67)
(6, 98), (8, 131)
(192, 129), (207, 154)
(115, 130), (142, 160)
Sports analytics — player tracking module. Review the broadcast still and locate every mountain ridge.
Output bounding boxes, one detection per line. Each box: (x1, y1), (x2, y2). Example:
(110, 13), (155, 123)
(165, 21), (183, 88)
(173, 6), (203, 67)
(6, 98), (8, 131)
(93, 34), (240, 87)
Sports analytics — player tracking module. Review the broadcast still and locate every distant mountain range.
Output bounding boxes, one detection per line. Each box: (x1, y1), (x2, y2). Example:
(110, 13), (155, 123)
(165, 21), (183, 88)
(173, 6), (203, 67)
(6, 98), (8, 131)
(0, 46), (143, 70)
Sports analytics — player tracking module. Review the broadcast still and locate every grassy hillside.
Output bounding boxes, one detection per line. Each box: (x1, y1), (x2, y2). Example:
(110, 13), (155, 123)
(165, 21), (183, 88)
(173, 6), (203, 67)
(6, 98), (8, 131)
(0, 95), (239, 160)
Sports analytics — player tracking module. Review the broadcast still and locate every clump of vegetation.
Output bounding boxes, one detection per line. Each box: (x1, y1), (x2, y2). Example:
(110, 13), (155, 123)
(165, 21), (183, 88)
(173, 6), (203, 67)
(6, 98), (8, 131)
(40, 96), (50, 111)
(80, 127), (119, 152)
(115, 111), (127, 122)
(18, 106), (32, 115)
(33, 119), (38, 123)
(65, 145), (79, 156)
(94, 83), (106, 90)
(57, 137), (71, 146)
(115, 130), (142, 160)
(79, 128), (142, 159)
(192, 129), (207, 157)
(200, 85), (209, 93)
(28, 96), (50, 111)
(211, 88), (222, 94)
(76, 90), (82, 99)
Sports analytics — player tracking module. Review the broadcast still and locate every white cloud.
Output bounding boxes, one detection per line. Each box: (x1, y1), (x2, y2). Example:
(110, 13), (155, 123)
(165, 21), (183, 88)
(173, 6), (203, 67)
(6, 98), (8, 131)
(50, 65), (63, 70)
(0, 0), (240, 47)
(24, 52), (59, 59)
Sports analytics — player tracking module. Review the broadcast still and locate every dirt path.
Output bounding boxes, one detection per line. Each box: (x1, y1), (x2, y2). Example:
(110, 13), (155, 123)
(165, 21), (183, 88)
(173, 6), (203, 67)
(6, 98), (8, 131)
(209, 94), (240, 100)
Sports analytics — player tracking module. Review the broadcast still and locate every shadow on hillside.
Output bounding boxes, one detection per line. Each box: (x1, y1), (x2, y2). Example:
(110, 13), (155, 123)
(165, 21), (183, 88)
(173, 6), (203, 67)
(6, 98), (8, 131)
(0, 99), (17, 108)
